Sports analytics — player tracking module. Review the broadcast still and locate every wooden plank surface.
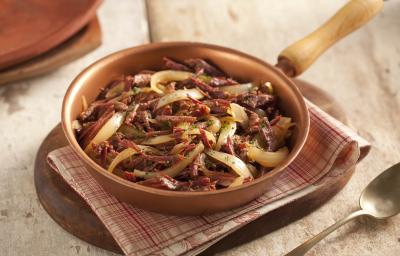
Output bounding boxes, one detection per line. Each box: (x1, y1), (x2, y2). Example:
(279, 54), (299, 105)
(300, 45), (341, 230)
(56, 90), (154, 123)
(146, 0), (400, 255)
(0, 1), (149, 255)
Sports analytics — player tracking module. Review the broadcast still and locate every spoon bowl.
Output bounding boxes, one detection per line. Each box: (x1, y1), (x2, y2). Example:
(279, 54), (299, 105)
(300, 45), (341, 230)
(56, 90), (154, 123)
(286, 162), (400, 256)
(360, 162), (400, 219)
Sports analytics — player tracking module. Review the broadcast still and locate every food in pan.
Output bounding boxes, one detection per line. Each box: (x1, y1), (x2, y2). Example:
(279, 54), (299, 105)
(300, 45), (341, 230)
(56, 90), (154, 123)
(73, 57), (294, 191)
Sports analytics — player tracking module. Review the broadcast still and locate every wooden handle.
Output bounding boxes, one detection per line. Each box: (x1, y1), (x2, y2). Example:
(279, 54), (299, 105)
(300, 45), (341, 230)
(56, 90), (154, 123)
(276, 0), (383, 77)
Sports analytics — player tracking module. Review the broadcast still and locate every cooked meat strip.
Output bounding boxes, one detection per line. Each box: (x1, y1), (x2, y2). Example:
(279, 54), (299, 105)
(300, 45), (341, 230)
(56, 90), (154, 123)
(139, 175), (180, 190)
(163, 57), (192, 72)
(156, 115), (197, 123)
(237, 92), (276, 109)
(184, 58), (225, 76)
(221, 135), (235, 155)
(248, 111), (261, 133)
(259, 118), (278, 152)
(133, 73), (152, 87)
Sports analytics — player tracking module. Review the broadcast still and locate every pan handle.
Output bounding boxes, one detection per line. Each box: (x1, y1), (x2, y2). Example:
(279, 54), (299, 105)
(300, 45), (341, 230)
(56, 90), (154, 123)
(276, 0), (383, 77)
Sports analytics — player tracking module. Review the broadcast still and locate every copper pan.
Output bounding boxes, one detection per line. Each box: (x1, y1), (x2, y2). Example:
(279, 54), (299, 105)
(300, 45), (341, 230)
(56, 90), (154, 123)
(61, 0), (382, 215)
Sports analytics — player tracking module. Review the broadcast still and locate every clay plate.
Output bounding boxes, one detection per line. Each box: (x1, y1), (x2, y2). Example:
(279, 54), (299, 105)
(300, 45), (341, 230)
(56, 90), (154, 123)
(0, 0), (101, 69)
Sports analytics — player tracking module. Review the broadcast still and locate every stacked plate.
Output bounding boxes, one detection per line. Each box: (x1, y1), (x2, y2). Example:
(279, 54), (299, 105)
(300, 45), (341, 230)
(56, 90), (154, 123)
(0, 0), (102, 85)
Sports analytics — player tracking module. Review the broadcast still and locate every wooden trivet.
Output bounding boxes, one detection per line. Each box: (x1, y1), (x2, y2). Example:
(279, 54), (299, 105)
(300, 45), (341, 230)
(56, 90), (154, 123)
(34, 79), (352, 255)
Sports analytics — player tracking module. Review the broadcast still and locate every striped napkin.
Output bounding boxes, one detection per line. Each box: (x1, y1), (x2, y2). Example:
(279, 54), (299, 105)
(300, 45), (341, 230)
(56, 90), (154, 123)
(47, 100), (369, 256)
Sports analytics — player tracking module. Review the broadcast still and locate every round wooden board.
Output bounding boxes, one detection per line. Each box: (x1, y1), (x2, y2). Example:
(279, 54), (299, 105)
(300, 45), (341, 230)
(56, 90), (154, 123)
(0, 0), (101, 69)
(34, 80), (352, 255)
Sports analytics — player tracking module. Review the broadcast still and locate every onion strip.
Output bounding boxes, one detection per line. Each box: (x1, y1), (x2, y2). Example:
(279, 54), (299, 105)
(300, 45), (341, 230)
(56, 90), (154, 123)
(219, 83), (255, 94)
(105, 81), (125, 98)
(169, 142), (189, 154)
(204, 115), (221, 133)
(186, 128), (216, 145)
(228, 176), (245, 188)
(228, 103), (249, 128)
(156, 88), (204, 109)
(108, 145), (161, 173)
(247, 145), (289, 167)
(215, 117), (236, 151)
(108, 148), (139, 173)
(150, 70), (193, 94)
(140, 127), (216, 146)
(205, 149), (253, 179)
(134, 142), (204, 179)
(141, 134), (175, 145)
(272, 117), (295, 148)
(84, 112), (125, 152)
(81, 96), (88, 112)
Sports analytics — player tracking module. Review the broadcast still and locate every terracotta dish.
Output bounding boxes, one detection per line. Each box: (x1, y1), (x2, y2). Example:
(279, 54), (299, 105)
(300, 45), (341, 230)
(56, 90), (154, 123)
(0, 0), (101, 69)
(61, 0), (382, 215)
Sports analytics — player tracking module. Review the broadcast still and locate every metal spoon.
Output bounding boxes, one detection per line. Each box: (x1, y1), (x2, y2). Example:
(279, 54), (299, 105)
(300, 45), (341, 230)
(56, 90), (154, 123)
(285, 162), (400, 256)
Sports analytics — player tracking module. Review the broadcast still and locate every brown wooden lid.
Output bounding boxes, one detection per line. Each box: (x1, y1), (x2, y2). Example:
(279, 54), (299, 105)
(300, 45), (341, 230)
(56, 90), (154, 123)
(0, 0), (101, 70)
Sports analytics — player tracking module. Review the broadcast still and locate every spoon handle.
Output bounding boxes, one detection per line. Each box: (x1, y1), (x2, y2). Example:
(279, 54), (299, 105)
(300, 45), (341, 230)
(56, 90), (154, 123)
(284, 209), (368, 256)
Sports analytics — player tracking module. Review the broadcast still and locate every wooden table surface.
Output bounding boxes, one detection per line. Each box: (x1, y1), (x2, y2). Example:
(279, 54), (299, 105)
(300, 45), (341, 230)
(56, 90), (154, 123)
(0, 0), (399, 255)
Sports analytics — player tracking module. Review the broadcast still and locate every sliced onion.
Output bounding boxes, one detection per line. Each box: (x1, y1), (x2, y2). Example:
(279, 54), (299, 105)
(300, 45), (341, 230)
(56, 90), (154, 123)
(272, 117), (295, 148)
(228, 176), (245, 188)
(228, 103), (249, 128)
(137, 87), (153, 93)
(148, 118), (158, 124)
(220, 83), (255, 94)
(141, 134), (175, 145)
(204, 115), (221, 133)
(176, 122), (191, 130)
(72, 120), (82, 131)
(108, 148), (139, 173)
(118, 124), (146, 139)
(105, 81), (125, 98)
(81, 96), (88, 112)
(107, 145), (160, 173)
(169, 141), (189, 154)
(132, 169), (150, 179)
(247, 145), (289, 168)
(84, 112), (125, 152)
(264, 81), (274, 94)
(151, 70), (193, 94)
(205, 149), (253, 178)
(215, 117), (237, 151)
(140, 126), (216, 146)
(134, 142), (204, 179)
(186, 128), (216, 145)
(246, 163), (259, 178)
(155, 88), (204, 109)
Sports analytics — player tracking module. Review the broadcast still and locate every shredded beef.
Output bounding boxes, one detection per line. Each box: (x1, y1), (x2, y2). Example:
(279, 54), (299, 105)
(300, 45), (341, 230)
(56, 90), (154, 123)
(184, 58), (225, 76)
(259, 118), (278, 152)
(221, 135), (235, 155)
(156, 115), (197, 123)
(202, 99), (230, 114)
(139, 175), (180, 190)
(133, 73), (152, 87)
(237, 93), (276, 109)
(163, 57), (192, 72)
(209, 77), (238, 87)
(248, 111), (261, 133)
(75, 57), (292, 192)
